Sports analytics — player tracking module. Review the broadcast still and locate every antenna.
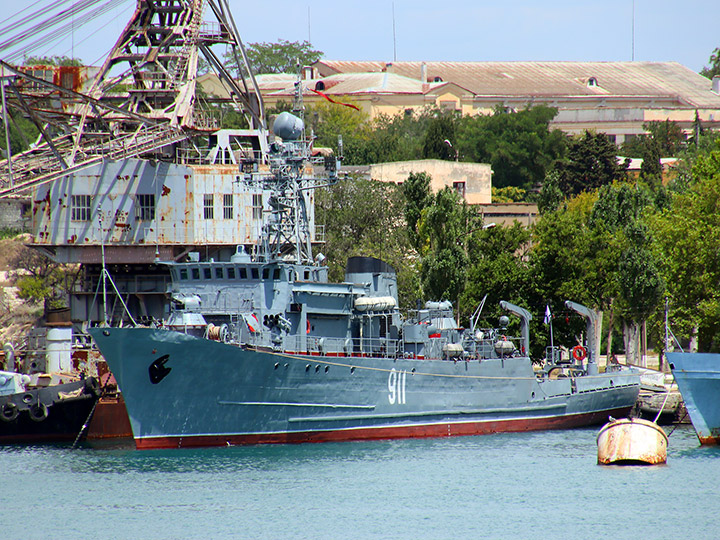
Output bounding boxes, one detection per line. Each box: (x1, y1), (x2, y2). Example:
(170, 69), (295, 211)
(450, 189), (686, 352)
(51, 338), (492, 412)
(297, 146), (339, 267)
(631, 0), (635, 61)
(392, 3), (397, 62)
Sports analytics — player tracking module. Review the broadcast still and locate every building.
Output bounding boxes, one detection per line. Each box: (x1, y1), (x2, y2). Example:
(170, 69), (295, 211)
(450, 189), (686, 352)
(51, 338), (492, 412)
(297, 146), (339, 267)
(212, 60), (720, 145)
(369, 159), (492, 205)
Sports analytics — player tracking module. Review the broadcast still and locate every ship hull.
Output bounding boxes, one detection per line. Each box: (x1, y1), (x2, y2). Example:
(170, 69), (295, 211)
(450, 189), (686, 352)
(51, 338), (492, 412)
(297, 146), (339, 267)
(667, 352), (720, 444)
(90, 328), (640, 450)
(0, 378), (100, 444)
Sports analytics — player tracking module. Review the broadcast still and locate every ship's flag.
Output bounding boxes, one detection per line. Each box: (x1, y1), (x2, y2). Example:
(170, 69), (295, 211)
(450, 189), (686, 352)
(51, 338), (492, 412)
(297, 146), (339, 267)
(308, 87), (360, 111)
(544, 305), (552, 325)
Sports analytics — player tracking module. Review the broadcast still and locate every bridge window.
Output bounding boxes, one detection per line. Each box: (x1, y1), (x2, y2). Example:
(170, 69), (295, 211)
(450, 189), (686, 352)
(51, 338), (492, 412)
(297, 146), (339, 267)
(191, 268), (200, 280)
(215, 267), (224, 279)
(251, 268), (259, 280)
(239, 267), (247, 279)
(227, 267), (235, 279)
(179, 268), (188, 280)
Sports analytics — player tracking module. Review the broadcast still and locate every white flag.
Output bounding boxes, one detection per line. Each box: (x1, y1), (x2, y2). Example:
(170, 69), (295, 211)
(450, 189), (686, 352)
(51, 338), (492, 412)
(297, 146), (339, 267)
(544, 305), (551, 325)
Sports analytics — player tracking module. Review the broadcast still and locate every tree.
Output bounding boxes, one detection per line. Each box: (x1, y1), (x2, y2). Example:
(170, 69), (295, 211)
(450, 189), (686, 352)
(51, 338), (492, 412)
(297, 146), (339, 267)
(650, 140), (720, 351)
(9, 245), (77, 310)
(457, 105), (565, 191)
(422, 113), (458, 160)
(417, 187), (468, 304)
(225, 39), (323, 76)
(24, 55), (82, 66)
(306, 100), (368, 160)
(622, 120), (685, 159)
(403, 171), (432, 252)
(316, 176), (420, 309)
(588, 182), (665, 362)
(553, 131), (628, 196)
(700, 47), (720, 79)
(461, 222), (533, 339)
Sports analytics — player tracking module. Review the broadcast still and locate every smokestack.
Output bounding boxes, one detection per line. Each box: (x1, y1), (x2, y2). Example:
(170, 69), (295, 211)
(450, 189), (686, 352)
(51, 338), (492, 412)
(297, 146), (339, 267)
(420, 62), (427, 83)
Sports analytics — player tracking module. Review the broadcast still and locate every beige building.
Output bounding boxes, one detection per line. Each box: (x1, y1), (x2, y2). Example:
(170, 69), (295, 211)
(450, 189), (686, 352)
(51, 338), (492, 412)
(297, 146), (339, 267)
(369, 159), (492, 205)
(202, 60), (720, 144)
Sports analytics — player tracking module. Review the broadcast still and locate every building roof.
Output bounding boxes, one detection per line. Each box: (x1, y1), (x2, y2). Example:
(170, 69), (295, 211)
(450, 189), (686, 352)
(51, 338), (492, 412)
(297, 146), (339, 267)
(313, 61), (720, 108)
(262, 72), (444, 98)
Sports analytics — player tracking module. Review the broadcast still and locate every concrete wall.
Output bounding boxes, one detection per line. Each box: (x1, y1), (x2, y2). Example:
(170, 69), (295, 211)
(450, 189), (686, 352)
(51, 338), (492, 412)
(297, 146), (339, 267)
(369, 159), (492, 205)
(0, 198), (30, 230)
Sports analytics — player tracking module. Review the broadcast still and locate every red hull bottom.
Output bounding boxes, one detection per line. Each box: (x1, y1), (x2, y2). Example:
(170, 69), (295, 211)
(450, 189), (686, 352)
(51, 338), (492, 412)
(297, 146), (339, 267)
(134, 406), (633, 450)
(86, 397), (133, 440)
(698, 435), (720, 445)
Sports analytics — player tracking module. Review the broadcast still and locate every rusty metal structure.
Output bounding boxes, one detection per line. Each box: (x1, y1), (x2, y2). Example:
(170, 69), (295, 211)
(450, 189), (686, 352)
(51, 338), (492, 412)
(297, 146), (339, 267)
(0, 0), (282, 326)
(0, 0), (266, 198)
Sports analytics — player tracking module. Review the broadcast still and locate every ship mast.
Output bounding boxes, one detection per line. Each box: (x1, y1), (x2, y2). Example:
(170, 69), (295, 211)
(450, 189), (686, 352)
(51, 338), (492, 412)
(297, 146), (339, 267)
(258, 70), (337, 265)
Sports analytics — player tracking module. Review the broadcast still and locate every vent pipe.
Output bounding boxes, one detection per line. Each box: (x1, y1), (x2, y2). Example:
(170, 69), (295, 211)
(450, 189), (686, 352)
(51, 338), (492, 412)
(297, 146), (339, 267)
(712, 75), (720, 95)
(421, 62), (427, 82)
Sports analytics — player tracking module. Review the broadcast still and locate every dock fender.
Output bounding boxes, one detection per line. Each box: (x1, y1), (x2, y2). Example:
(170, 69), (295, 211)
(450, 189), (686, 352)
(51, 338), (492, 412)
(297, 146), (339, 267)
(28, 402), (49, 422)
(1, 402), (19, 422)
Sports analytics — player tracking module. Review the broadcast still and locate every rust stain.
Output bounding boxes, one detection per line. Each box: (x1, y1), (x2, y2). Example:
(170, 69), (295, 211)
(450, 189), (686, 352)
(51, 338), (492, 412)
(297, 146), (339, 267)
(161, 185), (172, 196)
(68, 235), (77, 244)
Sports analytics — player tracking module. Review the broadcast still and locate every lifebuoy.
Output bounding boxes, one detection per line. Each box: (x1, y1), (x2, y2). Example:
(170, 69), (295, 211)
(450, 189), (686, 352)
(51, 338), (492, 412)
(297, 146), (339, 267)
(28, 402), (48, 422)
(572, 345), (587, 362)
(1, 402), (19, 422)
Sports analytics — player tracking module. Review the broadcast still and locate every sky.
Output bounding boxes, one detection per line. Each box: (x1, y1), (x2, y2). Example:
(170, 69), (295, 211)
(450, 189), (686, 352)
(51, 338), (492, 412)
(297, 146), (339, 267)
(1, 0), (718, 73)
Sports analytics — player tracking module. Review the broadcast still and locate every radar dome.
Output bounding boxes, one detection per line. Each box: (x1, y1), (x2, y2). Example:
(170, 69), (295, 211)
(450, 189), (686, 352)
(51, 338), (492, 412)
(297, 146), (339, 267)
(273, 111), (304, 141)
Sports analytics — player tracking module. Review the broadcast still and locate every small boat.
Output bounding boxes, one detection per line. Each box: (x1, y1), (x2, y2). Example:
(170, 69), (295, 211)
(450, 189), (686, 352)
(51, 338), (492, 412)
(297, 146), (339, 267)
(0, 370), (101, 444)
(597, 417), (668, 465)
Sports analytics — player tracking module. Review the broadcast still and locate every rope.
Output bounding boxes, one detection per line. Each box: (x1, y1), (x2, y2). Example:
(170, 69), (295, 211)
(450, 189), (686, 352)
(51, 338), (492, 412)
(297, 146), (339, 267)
(665, 408), (689, 438)
(71, 391), (100, 449)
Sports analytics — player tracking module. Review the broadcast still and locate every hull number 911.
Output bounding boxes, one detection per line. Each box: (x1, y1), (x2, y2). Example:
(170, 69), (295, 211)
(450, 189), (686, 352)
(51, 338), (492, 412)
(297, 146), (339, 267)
(388, 368), (407, 404)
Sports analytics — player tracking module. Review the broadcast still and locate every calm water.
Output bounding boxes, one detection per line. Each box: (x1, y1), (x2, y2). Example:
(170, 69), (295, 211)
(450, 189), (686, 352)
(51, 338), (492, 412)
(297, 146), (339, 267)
(1, 425), (716, 540)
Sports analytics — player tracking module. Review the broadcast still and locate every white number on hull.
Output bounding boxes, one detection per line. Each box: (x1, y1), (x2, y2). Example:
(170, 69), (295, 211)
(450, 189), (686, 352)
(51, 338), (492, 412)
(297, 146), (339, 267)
(388, 368), (407, 404)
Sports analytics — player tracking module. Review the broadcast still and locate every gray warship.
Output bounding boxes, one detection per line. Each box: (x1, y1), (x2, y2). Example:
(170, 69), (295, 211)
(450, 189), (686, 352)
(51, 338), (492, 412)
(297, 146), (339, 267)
(89, 110), (640, 449)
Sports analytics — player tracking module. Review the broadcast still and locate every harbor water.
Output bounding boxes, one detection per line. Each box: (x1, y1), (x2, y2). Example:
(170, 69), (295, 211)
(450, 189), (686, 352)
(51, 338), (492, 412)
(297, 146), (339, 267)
(2, 425), (716, 540)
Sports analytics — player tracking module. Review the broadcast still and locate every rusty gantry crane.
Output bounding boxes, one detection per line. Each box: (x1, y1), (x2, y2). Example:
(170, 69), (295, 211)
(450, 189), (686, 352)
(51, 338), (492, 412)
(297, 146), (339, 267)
(0, 0), (266, 198)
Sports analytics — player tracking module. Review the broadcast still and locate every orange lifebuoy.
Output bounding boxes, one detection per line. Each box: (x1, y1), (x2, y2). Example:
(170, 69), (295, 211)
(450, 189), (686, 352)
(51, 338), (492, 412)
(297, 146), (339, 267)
(572, 345), (587, 362)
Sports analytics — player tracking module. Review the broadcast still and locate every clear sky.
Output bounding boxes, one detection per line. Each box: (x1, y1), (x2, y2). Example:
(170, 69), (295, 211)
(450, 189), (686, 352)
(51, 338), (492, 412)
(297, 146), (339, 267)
(2, 0), (718, 73)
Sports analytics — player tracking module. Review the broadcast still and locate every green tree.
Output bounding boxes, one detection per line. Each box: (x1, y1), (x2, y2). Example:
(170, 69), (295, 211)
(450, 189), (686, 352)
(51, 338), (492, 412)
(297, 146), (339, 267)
(316, 176), (420, 309)
(622, 120), (685, 159)
(650, 140), (720, 351)
(422, 113), (458, 160)
(418, 187), (468, 304)
(589, 182), (664, 361)
(9, 245), (76, 310)
(24, 55), (82, 66)
(553, 131), (628, 196)
(700, 47), (720, 79)
(403, 171), (433, 251)
(457, 105), (565, 191)
(461, 222), (533, 338)
(306, 100), (368, 160)
(225, 40), (323, 76)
